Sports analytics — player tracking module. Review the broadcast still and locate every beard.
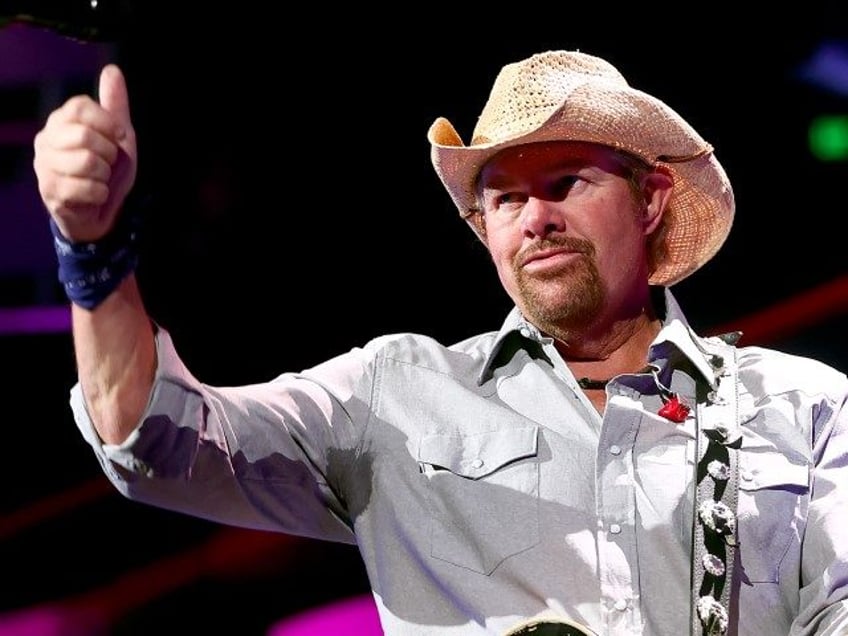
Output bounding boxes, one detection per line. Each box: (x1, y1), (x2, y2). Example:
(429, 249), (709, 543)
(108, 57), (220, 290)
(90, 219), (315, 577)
(512, 237), (605, 340)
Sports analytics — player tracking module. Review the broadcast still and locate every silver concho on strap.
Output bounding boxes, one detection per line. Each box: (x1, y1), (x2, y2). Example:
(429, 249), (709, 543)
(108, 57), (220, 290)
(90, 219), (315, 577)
(697, 596), (729, 636)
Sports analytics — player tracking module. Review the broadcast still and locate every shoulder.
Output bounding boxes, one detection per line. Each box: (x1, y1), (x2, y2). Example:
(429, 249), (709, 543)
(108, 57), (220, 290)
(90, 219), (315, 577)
(736, 345), (848, 401)
(287, 330), (501, 392)
(361, 330), (500, 368)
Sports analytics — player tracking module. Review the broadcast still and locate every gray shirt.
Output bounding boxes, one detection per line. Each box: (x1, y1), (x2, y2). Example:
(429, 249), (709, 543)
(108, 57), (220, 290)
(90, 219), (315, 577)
(72, 288), (848, 635)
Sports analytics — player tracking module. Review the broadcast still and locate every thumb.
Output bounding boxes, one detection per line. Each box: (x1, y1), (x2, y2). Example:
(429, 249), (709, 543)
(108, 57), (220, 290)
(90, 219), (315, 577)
(95, 63), (138, 221)
(97, 63), (132, 132)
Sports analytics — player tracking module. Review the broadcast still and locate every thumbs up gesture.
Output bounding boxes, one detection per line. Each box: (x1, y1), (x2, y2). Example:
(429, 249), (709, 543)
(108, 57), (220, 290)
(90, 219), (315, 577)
(33, 64), (138, 243)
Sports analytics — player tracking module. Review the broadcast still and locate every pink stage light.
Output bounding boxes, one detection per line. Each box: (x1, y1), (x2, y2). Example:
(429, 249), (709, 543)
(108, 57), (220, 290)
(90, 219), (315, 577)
(267, 593), (382, 636)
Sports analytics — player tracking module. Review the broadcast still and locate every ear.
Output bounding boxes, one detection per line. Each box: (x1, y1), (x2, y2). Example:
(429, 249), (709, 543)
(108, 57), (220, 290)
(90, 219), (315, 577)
(641, 168), (674, 235)
(467, 211), (488, 244)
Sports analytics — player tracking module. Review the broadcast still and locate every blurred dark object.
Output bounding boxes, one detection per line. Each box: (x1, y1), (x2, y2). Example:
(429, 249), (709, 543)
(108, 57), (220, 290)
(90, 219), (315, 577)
(0, 0), (134, 42)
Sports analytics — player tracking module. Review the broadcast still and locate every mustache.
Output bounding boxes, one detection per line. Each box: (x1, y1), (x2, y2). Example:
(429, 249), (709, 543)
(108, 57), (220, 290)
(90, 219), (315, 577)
(516, 237), (595, 265)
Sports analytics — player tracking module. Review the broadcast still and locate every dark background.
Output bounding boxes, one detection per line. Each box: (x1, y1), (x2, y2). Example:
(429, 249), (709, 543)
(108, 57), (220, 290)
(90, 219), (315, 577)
(2, 5), (848, 635)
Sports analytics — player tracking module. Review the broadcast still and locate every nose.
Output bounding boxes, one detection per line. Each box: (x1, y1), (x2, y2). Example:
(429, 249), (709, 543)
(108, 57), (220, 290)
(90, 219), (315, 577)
(520, 197), (565, 238)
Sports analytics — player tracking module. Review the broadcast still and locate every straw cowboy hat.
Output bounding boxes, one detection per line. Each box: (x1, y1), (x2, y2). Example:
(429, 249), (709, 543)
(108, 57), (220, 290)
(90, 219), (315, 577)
(428, 50), (735, 286)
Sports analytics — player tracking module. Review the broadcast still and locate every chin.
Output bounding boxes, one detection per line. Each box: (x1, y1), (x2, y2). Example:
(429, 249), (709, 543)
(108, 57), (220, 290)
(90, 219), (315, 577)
(518, 276), (605, 328)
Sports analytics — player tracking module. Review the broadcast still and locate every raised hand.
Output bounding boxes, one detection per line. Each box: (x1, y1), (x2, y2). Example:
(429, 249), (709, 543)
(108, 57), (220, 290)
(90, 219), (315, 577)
(33, 64), (138, 243)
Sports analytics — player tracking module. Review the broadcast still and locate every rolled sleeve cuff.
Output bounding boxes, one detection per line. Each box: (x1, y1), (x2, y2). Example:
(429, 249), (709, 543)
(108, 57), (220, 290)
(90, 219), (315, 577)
(69, 326), (205, 479)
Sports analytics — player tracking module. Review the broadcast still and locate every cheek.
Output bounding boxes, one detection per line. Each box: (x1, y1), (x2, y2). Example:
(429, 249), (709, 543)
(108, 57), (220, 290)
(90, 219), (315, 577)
(486, 235), (520, 287)
(593, 222), (646, 275)
(587, 196), (644, 249)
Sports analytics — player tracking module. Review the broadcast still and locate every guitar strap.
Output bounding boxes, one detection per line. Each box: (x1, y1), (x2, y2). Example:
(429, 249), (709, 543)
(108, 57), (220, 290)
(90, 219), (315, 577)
(691, 333), (742, 636)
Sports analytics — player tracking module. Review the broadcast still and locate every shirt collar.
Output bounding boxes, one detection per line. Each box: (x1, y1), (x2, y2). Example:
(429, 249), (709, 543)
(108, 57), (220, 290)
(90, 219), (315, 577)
(649, 287), (721, 389)
(477, 287), (727, 388)
(476, 307), (540, 385)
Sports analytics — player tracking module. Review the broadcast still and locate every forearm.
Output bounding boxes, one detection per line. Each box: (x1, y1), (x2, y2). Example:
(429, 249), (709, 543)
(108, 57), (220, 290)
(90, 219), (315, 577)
(72, 272), (156, 445)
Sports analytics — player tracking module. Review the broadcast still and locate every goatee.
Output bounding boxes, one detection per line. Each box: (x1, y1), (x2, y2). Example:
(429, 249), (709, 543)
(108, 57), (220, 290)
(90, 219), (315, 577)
(514, 237), (604, 339)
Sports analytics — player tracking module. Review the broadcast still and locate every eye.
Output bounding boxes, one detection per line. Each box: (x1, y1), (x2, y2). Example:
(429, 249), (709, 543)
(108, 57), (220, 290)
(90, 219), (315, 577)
(551, 175), (581, 198)
(482, 190), (526, 214)
(497, 191), (524, 206)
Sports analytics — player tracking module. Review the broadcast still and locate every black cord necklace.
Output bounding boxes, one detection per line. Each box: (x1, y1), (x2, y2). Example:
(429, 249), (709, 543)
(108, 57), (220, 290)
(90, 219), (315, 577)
(576, 377), (610, 390)
(575, 365), (655, 390)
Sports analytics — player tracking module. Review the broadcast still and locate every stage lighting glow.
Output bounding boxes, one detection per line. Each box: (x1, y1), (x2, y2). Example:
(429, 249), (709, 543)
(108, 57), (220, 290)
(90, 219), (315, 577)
(809, 115), (848, 161)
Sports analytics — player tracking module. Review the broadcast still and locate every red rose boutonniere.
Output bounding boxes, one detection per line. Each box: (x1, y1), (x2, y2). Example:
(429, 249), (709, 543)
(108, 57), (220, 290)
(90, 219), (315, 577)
(658, 393), (690, 423)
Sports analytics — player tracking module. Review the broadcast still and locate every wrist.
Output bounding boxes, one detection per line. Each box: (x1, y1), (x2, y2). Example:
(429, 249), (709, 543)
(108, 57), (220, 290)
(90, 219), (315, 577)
(50, 211), (141, 310)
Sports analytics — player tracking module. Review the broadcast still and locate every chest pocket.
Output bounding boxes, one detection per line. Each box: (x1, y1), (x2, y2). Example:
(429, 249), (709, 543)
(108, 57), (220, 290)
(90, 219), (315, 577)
(418, 425), (540, 575)
(737, 450), (810, 583)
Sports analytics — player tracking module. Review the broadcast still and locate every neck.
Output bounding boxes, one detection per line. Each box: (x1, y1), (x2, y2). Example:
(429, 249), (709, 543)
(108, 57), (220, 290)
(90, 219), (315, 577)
(557, 309), (663, 385)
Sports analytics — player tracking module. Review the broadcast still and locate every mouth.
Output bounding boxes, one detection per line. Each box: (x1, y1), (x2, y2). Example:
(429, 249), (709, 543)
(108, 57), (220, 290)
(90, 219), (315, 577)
(521, 248), (582, 272)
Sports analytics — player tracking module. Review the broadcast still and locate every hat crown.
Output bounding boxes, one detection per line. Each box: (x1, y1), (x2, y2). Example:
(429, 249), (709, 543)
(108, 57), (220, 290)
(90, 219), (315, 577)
(472, 50), (629, 145)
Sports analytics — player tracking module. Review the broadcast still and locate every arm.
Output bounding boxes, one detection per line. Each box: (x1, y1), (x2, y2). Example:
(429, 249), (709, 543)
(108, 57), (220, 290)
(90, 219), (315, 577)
(794, 383), (848, 634)
(33, 64), (154, 445)
(35, 64), (365, 541)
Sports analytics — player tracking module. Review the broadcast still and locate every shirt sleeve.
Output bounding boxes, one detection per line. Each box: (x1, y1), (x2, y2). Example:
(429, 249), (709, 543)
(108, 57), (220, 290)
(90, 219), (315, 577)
(70, 326), (377, 544)
(793, 377), (848, 634)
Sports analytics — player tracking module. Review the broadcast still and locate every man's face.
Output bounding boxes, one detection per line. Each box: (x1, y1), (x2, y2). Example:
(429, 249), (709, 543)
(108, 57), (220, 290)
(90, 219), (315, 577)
(476, 141), (663, 337)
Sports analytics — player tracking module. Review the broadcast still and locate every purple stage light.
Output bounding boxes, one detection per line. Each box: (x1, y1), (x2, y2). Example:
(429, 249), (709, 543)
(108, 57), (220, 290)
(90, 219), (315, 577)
(0, 305), (70, 334)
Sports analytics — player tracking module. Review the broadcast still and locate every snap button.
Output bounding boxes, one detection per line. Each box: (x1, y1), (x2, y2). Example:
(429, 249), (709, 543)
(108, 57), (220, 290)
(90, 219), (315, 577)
(609, 445), (622, 456)
(470, 458), (484, 469)
(740, 470), (753, 481)
(613, 599), (628, 611)
(609, 523), (622, 535)
(519, 327), (531, 338)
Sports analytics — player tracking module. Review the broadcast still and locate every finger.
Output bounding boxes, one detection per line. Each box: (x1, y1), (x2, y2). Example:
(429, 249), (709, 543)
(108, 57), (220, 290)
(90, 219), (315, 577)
(40, 173), (110, 211)
(97, 64), (131, 136)
(55, 147), (114, 182)
(34, 146), (113, 190)
(36, 121), (120, 165)
(48, 94), (124, 142)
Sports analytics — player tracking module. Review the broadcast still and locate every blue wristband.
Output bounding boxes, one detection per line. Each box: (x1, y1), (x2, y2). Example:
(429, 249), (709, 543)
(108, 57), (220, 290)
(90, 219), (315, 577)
(50, 212), (140, 310)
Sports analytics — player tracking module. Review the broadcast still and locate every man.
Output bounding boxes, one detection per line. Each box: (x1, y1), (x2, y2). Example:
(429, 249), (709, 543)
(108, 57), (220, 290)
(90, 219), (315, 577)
(33, 49), (848, 635)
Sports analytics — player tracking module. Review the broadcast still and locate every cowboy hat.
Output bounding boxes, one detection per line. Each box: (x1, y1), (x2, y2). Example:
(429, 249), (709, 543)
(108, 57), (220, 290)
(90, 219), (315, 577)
(427, 50), (735, 286)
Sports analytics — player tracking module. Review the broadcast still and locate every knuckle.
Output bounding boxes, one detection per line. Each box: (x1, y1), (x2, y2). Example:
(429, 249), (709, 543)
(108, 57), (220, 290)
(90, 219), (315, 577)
(62, 95), (93, 118)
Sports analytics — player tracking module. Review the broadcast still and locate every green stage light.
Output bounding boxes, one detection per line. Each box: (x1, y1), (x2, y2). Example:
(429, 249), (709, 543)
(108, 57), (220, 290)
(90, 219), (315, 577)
(809, 115), (848, 161)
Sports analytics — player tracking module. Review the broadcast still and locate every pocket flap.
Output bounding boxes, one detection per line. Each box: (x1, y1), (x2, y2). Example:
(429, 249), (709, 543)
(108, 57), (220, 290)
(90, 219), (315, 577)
(738, 451), (809, 491)
(418, 426), (539, 479)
